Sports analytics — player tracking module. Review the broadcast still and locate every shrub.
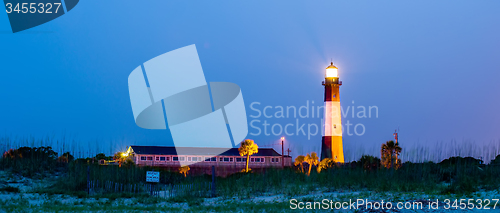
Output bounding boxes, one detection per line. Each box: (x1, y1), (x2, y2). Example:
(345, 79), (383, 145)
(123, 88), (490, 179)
(0, 186), (20, 193)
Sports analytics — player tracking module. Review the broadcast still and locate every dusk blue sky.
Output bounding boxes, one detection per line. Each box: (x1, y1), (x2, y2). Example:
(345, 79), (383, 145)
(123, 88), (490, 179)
(1, 1), (499, 162)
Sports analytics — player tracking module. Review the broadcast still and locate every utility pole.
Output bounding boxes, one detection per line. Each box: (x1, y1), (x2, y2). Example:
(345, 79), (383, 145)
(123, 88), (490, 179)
(286, 148), (292, 157)
(281, 137), (284, 168)
(393, 129), (398, 144)
(392, 129), (399, 172)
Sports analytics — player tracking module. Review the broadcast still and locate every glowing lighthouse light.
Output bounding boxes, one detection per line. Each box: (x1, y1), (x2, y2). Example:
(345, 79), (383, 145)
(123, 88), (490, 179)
(325, 63), (338, 78)
(321, 62), (345, 163)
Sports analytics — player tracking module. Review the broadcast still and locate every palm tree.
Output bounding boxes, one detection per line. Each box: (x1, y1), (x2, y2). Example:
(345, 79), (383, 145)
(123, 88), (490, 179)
(3, 149), (20, 159)
(305, 152), (319, 176)
(57, 152), (74, 163)
(238, 139), (259, 173)
(294, 155), (306, 173)
(179, 166), (190, 177)
(359, 155), (381, 171)
(113, 152), (127, 167)
(95, 153), (108, 160)
(381, 140), (402, 170)
(317, 158), (335, 173)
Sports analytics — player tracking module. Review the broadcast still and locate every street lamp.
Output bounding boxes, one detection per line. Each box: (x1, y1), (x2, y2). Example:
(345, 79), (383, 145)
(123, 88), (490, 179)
(281, 137), (285, 168)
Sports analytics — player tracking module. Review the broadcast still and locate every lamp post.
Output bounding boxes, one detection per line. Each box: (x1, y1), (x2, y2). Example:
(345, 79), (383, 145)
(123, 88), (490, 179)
(281, 137), (285, 168)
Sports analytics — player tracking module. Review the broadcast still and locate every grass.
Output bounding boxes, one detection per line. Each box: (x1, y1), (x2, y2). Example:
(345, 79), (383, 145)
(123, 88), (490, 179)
(4, 146), (500, 198)
(1, 191), (494, 212)
(0, 137), (500, 212)
(0, 186), (20, 193)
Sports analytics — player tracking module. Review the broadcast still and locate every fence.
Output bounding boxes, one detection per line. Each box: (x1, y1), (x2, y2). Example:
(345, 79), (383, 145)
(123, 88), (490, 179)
(87, 180), (212, 198)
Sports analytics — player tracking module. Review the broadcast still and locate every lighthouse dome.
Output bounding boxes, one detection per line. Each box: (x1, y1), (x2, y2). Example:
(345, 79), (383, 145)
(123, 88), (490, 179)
(325, 62), (338, 78)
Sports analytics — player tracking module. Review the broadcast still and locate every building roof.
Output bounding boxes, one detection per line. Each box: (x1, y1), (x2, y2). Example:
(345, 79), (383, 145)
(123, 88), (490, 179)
(129, 145), (285, 157)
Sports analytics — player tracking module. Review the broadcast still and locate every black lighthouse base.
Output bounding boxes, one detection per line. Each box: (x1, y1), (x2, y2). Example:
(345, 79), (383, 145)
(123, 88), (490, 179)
(321, 136), (332, 161)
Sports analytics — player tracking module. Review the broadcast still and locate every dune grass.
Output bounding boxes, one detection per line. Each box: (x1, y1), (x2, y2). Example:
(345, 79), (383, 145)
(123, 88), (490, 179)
(1, 136), (499, 202)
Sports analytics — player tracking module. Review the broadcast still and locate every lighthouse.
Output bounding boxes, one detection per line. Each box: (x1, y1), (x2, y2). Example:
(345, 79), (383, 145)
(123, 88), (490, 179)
(321, 62), (345, 163)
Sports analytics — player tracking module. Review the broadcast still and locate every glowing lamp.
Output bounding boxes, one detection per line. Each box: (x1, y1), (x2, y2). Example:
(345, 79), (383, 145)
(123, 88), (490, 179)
(281, 137), (284, 140)
(325, 62), (338, 78)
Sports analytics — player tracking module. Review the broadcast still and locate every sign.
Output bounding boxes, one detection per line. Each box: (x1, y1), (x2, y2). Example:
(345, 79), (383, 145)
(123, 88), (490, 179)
(146, 171), (160, 183)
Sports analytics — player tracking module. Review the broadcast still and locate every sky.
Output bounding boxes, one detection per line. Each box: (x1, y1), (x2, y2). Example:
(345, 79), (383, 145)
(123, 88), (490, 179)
(0, 0), (499, 162)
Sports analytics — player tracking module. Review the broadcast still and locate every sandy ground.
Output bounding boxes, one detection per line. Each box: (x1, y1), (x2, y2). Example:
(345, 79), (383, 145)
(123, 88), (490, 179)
(0, 170), (499, 212)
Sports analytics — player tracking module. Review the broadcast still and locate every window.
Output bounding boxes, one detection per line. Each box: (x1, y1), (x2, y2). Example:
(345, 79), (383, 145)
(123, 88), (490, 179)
(242, 157), (246, 162)
(250, 158), (255, 162)
(146, 157), (153, 161)
(160, 157), (165, 161)
(166, 157), (170, 161)
(155, 157), (160, 161)
(211, 157), (216, 162)
(255, 158), (261, 162)
(140, 156), (146, 161)
(236, 158), (242, 162)
(173, 157), (179, 161)
(188, 157), (192, 161)
(271, 158), (275, 163)
(223, 158), (229, 162)
(179, 157), (185, 161)
(205, 157), (211, 162)
(229, 157), (233, 162)
(261, 158), (265, 163)
(197, 157), (202, 161)
(275, 158), (279, 163)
